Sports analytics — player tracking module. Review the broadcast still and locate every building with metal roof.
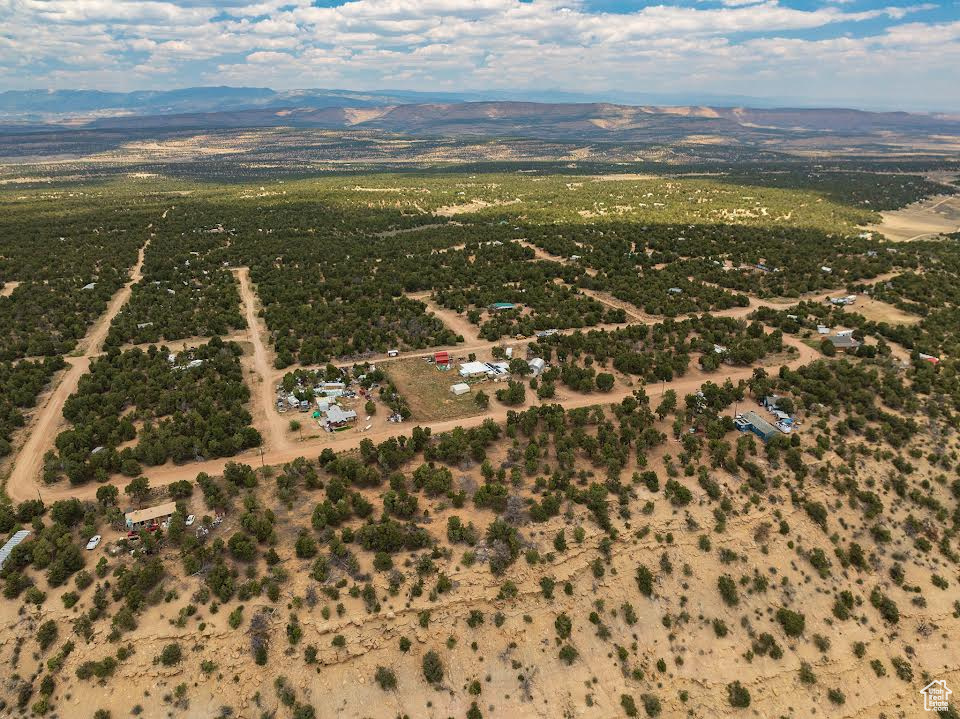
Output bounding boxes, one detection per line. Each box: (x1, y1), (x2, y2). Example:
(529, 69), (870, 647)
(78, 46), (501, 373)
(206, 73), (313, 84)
(125, 502), (177, 529)
(0, 530), (31, 570)
(736, 411), (780, 442)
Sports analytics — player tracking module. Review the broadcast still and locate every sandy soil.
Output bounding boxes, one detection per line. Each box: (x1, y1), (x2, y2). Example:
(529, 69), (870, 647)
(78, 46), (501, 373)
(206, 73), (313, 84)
(863, 193), (960, 241)
(0, 280), (20, 298)
(6, 352), (952, 719)
(434, 199), (521, 217)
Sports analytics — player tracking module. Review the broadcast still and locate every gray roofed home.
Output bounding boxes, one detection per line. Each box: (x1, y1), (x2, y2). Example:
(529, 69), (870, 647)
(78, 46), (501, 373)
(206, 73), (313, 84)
(828, 334), (861, 351)
(325, 405), (358, 427)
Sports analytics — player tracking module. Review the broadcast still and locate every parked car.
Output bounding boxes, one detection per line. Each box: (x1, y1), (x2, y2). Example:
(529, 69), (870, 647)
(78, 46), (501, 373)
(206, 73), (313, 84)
(185, 514), (196, 526)
(85, 535), (101, 551)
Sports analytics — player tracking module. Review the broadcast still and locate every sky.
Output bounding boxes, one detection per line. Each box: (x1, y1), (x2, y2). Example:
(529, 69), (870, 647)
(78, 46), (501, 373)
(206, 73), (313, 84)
(0, 0), (958, 110)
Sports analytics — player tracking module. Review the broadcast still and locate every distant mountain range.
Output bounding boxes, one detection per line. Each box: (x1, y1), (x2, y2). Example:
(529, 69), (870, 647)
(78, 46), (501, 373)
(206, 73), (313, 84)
(0, 86), (828, 122)
(1, 87), (958, 148)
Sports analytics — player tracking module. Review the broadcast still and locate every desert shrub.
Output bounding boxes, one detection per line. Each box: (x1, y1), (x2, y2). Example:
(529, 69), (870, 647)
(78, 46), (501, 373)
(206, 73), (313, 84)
(776, 607), (805, 637)
(717, 575), (739, 606)
(375, 666), (397, 691)
(727, 681), (751, 708)
(422, 650), (444, 684)
(158, 643), (182, 666)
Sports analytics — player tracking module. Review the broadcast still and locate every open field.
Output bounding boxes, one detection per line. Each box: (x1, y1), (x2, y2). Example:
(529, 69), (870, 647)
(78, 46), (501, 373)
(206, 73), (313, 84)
(843, 297), (922, 325)
(863, 193), (960, 241)
(383, 358), (486, 423)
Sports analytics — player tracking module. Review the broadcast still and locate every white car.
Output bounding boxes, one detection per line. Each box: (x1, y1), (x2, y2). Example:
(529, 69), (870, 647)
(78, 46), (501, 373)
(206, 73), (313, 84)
(185, 514), (196, 527)
(85, 535), (101, 551)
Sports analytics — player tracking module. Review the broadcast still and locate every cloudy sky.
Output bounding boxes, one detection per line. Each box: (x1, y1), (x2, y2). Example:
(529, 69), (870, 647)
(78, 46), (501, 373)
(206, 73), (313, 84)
(0, 0), (958, 109)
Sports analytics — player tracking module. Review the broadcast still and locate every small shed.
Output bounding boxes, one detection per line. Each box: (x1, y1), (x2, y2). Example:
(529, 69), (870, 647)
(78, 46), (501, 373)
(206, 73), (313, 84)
(528, 358), (546, 376)
(450, 383), (470, 396)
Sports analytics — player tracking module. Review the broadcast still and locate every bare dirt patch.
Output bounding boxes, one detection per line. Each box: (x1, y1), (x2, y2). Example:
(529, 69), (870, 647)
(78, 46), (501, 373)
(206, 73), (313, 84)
(434, 198), (520, 217)
(0, 280), (19, 298)
(863, 193), (960, 241)
(383, 358), (486, 423)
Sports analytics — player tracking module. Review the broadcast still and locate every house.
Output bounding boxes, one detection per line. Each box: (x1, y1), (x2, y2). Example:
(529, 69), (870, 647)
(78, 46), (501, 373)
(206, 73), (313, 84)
(762, 395), (783, 411)
(817, 325), (830, 335)
(434, 351), (450, 368)
(387, 349), (399, 357)
(535, 329), (558, 338)
(821, 266), (832, 273)
(920, 680), (952, 712)
(713, 344), (728, 355)
(125, 502), (177, 531)
(919, 352), (941, 365)
(489, 302), (516, 311)
(835, 329), (855, 337)
(528, 358), (546, 376)
(667, 287), (683, 294)
(459, 361), (490, 379)
(450, 383), (471, 396)
(0, 530), (32, 570)
(735, 411), (779, 442)
(324, 405), (358, 430)
(487, 362), (510, 378)
(828, 335), (861, 352)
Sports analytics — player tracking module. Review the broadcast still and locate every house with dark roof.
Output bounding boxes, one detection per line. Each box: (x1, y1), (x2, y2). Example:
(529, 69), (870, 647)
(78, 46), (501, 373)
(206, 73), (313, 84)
(828, 335), (861, 352)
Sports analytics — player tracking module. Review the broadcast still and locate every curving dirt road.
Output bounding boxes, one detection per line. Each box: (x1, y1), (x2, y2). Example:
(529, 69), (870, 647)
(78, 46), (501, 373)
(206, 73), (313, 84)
(6, 239), (150, 503)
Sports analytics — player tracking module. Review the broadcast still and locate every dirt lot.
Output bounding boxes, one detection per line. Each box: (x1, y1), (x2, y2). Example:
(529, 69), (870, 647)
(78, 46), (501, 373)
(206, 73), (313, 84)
(384, 357), (487, 423)
(863, 193), (960, 241)
(844, 298), (921, 325)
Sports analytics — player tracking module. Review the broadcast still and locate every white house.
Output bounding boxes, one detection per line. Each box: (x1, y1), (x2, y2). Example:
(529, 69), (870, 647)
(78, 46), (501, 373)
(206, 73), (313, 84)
(450, 383), (470, 396)
(459, 361), (490, 378)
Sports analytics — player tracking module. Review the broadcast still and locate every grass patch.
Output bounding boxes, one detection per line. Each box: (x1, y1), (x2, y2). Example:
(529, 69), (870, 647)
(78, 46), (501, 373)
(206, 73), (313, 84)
(384, 358), (486, 423)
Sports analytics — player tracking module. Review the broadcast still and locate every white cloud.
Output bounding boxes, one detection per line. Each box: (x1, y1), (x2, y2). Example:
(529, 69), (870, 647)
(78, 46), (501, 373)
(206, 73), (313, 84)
(0, 0), (955, 108)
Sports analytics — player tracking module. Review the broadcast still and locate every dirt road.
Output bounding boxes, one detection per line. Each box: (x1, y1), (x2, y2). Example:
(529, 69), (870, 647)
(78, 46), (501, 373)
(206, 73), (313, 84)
(233, 267), (289, 454)
(5, 239), (150, 502)
(19, 332), (817, 504)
